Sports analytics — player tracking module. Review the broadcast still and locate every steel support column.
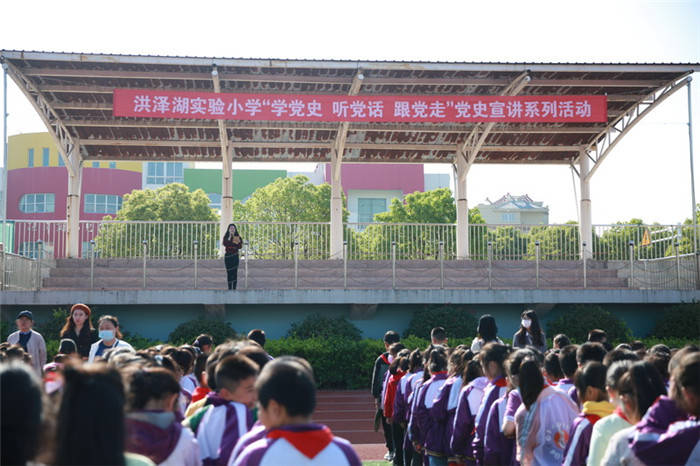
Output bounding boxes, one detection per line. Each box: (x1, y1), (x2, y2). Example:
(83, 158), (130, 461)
(329, 71), (363, 259)
(579, 149), (593, 259)
(65, 145), (83, 258)
(220, 145), (233, 257)
(455, 150), (469, 259)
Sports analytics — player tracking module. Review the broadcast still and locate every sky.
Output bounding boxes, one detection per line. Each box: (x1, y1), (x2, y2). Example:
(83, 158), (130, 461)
(1, 0), (699, 225)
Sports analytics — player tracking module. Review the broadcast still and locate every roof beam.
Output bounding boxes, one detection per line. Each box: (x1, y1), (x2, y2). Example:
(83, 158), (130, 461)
(331, 71), (364, 180)
(2, 61), (82, 176)
(583, 74), (692, 182)
(22, 67), (668, 88)
(458, 71), (532, 172)
(65, 118), (605, 134)
(79, 139), (580, 151)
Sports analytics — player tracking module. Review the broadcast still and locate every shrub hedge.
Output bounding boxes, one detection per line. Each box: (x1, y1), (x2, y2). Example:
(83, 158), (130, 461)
(286, 314), (362, 340)
(546, 304), (633, 344)
(650, 302), (700, 340)
(403, 305), (478, 339)
(167, 317), (238, 346)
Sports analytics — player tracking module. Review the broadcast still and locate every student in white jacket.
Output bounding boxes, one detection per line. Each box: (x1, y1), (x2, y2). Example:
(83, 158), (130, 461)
(88, 315), (134, 362)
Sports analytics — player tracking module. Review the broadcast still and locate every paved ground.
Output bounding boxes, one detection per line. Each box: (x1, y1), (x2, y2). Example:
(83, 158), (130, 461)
(316, 390), (387, 461)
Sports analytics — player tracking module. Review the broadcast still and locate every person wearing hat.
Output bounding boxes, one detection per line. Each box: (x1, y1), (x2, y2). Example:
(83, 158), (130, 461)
(7, 310), (47, 374)
(60, 303), (99, 359)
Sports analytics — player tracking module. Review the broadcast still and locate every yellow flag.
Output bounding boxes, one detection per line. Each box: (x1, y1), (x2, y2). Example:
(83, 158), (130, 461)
(641, 229), (651, 247)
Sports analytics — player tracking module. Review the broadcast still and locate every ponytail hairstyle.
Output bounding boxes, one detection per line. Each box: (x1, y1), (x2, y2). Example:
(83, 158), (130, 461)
(448, 348), (468, 378)
(480, 343), (511, 379)
(544, 351), (564, 380)
(428, 346), (448, 374)
(389, 348), (410, 375)
(408, 349), (423, 373)
(519, 359), (545, 409)
(506, 348), (536, 387)
(462, 359), (484, 385)
(127, 368), (180, 411)
(670, 351), (700, 416)
(618, 360), (667, 419)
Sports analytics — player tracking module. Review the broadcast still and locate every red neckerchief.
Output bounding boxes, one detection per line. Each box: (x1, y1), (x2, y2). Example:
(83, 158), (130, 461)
(267, 426), (333, 459)
(380, 353), (391, 365)
(614, 407), (632, 424)
(432, 371), (448, 378)
(493, 377), (508, 387)
(584, 414), (602, 426)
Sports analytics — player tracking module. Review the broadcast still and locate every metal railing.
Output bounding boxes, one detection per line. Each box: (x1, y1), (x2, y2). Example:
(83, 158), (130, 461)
(0, 243), (41, 291)
(4, 220), (698, 263)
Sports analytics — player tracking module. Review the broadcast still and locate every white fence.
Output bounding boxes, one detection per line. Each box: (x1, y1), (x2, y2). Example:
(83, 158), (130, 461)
(0, 247), (41, 290)
(2, 220), (698, 263)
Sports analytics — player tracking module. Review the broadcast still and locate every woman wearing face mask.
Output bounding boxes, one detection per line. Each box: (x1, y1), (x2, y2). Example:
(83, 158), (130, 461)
(512, 310), (547, 353)
(88, 315), (134, 363)
(60, 303), (99, 359)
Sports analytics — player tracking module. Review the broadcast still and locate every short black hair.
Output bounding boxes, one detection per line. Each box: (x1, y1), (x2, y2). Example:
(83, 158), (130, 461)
(383, 331), (400, 345)
(247, 329), (266, 348)
(587, 329), (607, 343)
(431, 327), (447, 342)
(559, 345), (579, 378)
(59, 338), (78, 355)
(577, 342), (607, 366)
(215, 355), (259, 393)
(193, 334), (213, 348)
(603, 348), (639, 367)
(257, 357), (316, 417)
(544, 351), (564, 380)
(553, 334), (571, 349)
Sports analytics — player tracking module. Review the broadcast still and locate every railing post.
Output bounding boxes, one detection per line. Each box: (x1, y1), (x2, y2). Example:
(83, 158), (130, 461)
(193, 240), (198, 289)
(439, 241), (445, 290)
(244, 240), (249, 290)
(90, 240), (96, 289)
(582, 241), (587, 289)
(535, 241), (540, 289)
(675, 241), (681, 289)
(142, 240), (148, 289)
(343, 240), (348, 290)
(391, 241), (396, 289)
(294, 240), (299, 289)
(36, 241), (43, 290)
(628, 240), (635, 288)
(0, 243), (5, 291)
(487, 241), (493, 290)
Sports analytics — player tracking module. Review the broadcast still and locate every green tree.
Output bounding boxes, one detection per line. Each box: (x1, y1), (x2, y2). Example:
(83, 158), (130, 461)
(232, 176), (348, 259)
(95, 183), (219, 258)
(356, 188), (484, 259)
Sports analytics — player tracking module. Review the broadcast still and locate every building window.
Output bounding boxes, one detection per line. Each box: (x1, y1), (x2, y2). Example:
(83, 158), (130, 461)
(42, 148), (49, 166)
(358, 198), (387, 223)
(84, 194), (123, 214)
(146, 162), (184, 185)
(207, 193), (222, 211)
(109, 162), (116, 169)
(28, 148), (34, 167)
(501, 213), (516, 223)
(19, 193), (55, 213)
(19, 241), (48, 259)
(92, 162), (100, 168)
(58, 155), (65, 167)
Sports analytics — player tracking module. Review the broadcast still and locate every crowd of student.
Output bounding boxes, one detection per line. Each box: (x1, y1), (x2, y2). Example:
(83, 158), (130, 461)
(1, 305), (362, 466)
(371, 312), (700, 466)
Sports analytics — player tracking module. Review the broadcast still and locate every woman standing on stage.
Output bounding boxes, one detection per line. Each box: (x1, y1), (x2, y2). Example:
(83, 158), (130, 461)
(222, 223), (243, 290)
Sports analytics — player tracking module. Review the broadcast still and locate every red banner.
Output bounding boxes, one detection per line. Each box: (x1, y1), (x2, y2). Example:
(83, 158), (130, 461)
(113, 89), (607, 123)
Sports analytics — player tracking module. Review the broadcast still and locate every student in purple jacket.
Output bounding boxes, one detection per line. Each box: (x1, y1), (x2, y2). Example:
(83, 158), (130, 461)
(125, 368), (200, 465)
(411, 346), (450, 466)
(234, 357), (361, 466)
(561, 362), (615, 466)
(429, 348), (471, 464)
(451, 358), (487, 466)
(499, 348), (538, 465)
(626, 346), (699, 465)
(394, 349), (423, 466)
(472, 343), (511, 466)
(555, 345), (578, 400)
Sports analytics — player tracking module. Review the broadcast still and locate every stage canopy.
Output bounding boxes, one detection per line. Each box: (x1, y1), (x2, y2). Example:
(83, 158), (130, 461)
(1, 50), (698, 259)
